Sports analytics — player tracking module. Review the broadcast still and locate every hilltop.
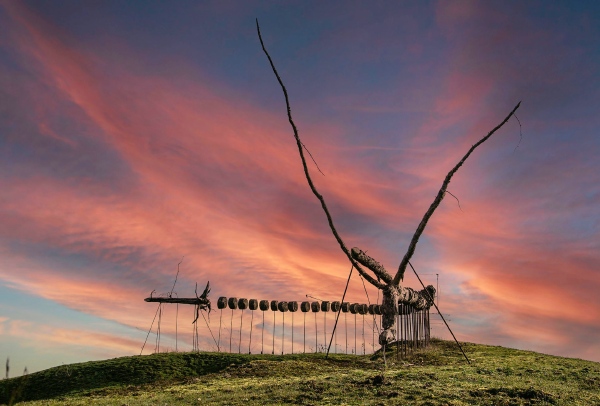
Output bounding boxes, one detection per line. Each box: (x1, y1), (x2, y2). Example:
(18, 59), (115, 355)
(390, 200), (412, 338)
(1, 339), (599, 405)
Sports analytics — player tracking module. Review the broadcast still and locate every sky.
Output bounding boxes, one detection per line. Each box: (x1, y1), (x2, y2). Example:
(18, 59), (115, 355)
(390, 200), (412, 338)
(1, 0), (599, 374)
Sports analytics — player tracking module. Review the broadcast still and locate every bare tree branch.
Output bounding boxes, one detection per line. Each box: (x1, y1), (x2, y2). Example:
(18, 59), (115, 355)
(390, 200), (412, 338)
(513, 113), (523, 152)
(257, 19), (386, 290)
(393, 101), (522, 285)
(351, 247), (392, 284)
(445, 190), (463, 212)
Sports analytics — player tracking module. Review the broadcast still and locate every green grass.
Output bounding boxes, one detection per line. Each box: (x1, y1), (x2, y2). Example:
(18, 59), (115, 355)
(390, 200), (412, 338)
(2, 339), (599, 405)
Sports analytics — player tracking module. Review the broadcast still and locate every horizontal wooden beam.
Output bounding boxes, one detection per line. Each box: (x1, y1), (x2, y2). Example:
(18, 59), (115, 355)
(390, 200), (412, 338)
(144, 297), (209, 305)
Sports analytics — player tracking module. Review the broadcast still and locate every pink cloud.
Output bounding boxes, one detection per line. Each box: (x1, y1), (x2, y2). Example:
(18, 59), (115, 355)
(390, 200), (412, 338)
(1, 1), (598, 366)
(5, 319), (141, 356)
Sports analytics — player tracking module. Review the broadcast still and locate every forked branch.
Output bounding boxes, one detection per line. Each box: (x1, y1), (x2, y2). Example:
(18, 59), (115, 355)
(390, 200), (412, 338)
(257, 19), (386, 290)
(393, 101), (522, 285)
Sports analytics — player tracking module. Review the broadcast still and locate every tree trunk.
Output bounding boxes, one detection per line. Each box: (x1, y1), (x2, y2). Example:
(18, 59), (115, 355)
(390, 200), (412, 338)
(379, 284), (436, 345)
(257, 20), (519, 352)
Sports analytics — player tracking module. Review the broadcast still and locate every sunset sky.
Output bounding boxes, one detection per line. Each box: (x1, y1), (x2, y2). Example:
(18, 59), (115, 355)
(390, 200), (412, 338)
(1, 1), (599, 374)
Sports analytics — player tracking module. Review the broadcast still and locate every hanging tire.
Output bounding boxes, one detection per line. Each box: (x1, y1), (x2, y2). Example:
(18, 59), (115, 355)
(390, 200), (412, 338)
(238, 298), (248, 310)
(228, 297), (238, 310)
(217, 297), (228, 309)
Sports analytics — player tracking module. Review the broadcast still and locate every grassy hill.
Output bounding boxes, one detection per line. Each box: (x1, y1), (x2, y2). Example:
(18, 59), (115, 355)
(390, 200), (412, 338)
(1, 339), (599, 405)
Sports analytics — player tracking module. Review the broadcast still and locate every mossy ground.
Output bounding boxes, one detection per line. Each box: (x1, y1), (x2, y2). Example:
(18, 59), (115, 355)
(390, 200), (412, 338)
(2, 339), (599, 405)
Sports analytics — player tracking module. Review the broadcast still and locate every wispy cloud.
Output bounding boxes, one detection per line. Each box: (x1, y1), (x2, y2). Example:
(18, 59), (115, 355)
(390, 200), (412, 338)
(1, 0), (599, 370)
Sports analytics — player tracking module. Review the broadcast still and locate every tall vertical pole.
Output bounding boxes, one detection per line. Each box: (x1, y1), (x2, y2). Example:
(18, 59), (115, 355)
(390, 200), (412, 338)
(354, 312), (357, 355)
(362, 313), (365, 355)
(345, 312), (348, 355)
(249, 310), (254, 354)
(230, 309), (233, 353)
(218, 309), (223, 352)
(396, 305), (400, 360)
(314, 312), (318, 352)
(239, 309), (243, 354)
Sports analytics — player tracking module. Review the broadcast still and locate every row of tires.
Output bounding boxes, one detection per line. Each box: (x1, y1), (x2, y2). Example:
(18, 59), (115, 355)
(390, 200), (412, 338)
(216, 297), (422, 315)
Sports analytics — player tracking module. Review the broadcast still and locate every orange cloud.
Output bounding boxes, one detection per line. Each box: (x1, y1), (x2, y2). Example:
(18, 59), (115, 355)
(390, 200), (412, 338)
(5, 319), (141, 356)
(1, 0), (599, 366)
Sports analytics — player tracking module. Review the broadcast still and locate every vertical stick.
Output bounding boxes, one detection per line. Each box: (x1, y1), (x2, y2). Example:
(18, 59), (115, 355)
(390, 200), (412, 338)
(372, 313), (375, 355)
(400, 304), (404, 359)
(239, 309), (243, 354)
(396, 305), (400, 360)
(230, 309), (233, 353)
(314, 312), (318, 352)
(334, 318), (337, 354)
(362, 313), (365, 355)
(354, 312), (357, 355)
(345, 313), (348, 354)
(427, 308), (431, 346)
(404, 306), (408, 357)
(411, 308), (417, 349)
(249, 310), (254, 354)
(416, 310), (421, 348)
(218, 309), (223, 352)
(304, 312), (306, 353)
(324, 312), (327, 350)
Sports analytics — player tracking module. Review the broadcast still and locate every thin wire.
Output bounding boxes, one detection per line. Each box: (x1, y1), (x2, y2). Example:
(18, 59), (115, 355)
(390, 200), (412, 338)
(408, 260), (470, 364)
(140, 304), (161, 355)
(169, 257), (184, 297)
(200, 308), (219, 351)
(326, 264), (354, 357)
(358, 273), (380, 334)
(195, 308), (200, 351)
